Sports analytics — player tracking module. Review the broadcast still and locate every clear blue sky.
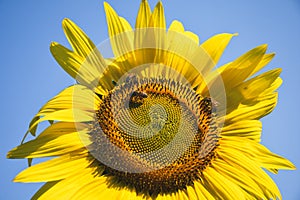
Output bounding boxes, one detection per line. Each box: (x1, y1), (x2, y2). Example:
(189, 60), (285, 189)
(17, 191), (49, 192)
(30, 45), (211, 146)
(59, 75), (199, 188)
(1, 0), (299, 199)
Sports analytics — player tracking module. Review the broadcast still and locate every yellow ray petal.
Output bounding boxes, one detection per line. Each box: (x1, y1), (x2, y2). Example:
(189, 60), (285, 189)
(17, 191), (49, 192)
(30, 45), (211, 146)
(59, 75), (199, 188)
(28, 108), (93, 134)
(31, 181), (59, 200)
(50, 42), (110, 94)
(260, 77), (282, 96)
(7, 122), (90, 158)
(50, 42), (83, 79)
(165, 21), (200, 85)
(220, 138), (296, 172)
(32, 167), (103, 200)
(237, 68), (281, 99)
(14, 153), (93, 182)
(38, 85), (99, 113)
(203, 167), (245, 200)
(26, 85), (99, 137)
(201, 33), (237, 65)
(213, 159), (265, 198)
(218, 147), (281, 199)
(62, 18), (103, 61)
(249, 53), (275, 77)
(193, 181), (215, 200)
(135, 0), (151, 29)
(220, 44), (267, 89)
(207, 52), (275, 92)
(224, 68), (281, 114)
(76, 178), (144, 200)
(225, 93), (277, 122)
(177, 190), (189, 200)
(168, 20), (199, 44)
(134, 0), (151, 50)
(221, 120), (262, 141)
(186, 185), (198, 200)
(149, 1), (166, 29)
(104, 2), (134, 59)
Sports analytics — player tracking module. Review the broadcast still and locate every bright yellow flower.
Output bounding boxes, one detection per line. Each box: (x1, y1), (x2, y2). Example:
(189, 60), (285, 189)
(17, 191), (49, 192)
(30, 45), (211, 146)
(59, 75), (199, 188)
(8, 1), (295, 199)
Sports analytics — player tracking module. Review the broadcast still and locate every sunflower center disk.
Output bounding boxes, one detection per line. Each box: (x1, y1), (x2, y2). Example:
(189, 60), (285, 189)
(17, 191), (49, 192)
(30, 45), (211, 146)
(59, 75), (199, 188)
(89, 75), (219, 196)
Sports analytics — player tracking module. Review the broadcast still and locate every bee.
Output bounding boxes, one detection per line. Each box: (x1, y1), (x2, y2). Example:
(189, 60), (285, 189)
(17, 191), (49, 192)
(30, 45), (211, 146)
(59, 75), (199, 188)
(129, 91), (148, 108)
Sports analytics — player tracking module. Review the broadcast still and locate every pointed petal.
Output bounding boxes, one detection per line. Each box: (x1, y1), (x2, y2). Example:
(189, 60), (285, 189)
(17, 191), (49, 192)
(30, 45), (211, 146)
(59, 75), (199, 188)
(31, 181), (59, 200)
(62, 18), (98, 58)
(218, 147), (281, 199)
(213, 159), (265, 198)
(14, 154), (93, 182)
(221, 44), (267, 89)
(135, 0), (151, 29)
(168, 20), (199, 44)
(220, 138), (296, 171)
(225, 93), (278, 122)
(193, 181), (215, 200)
(32, 167), (103, 200)
(221, 120), (262, 141)
(134, 0), (151, 50)
(237, 68), (282, 99)
(149, 1), (166, 29)
(23, 85), (98, 139)
(201, 33), (237, 65)
(203, 167), (245, 199)
(104, 2), (134, 59)
(50, 42), (109, 94)
(250, 53), (275, 76)
(7, 122), (90, 158)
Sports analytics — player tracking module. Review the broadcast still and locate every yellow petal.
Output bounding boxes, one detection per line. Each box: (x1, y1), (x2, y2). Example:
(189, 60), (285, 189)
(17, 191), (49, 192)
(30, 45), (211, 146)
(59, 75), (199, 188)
(168, 20), (199, 44)
(221, 120), (262, 142)
(27, 85), (99, 135)
(250, 53), (275, 76)
(213, 159), (265, 198)
(25, 85), (96, 135)
(260, 77), (282, 96)
(225, 93), (277, 122)
(29, 109), (93, 133)
(203, 167), (245, 199)
(201, 33), (237, 65)
(237, 68), (281, 99)
(220, 138), (296, 172)
(32, 167), (103, 200)
(149, 1), (166, 29)
(62, 18), (101, 60)
(135, 0), (151, 29)
(220, 44), (267, 89)
(165, 21), (200, 85)
(104, 2), (134, 59)
(38, 85), (99, 113)
(50, 42), (83, 79)
(14, 154), (93, 182)
(50, 42), (109, 94)
(186, 185), (198, 200)
(193, 181), (215, 200)
(134, 0), (151, 50)
(223, 68), (281, 114)
(7, 122), (90, 158)
(218, 147), (281, 199)
(31, 181), (59, 200)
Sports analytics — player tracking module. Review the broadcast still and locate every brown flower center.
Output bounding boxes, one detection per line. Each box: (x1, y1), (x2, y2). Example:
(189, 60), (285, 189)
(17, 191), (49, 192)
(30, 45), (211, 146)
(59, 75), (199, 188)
(89, 75), (219, 196)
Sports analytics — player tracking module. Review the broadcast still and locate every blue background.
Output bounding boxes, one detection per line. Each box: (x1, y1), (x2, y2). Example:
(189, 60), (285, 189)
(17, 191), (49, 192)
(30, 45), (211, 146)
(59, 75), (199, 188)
(1, 0), (299, 199)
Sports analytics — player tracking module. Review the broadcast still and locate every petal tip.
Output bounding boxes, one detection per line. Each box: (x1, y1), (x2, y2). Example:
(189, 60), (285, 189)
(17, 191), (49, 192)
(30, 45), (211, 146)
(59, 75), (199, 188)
(62, 18), (71, 26)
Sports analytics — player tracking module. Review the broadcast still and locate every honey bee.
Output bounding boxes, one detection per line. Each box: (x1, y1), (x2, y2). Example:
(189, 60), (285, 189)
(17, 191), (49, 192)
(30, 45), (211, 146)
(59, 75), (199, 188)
(129, 91), (148, 108)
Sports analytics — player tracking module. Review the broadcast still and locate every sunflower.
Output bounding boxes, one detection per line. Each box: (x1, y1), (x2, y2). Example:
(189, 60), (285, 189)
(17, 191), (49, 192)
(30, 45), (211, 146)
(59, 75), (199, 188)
(7, 1), (295, 199)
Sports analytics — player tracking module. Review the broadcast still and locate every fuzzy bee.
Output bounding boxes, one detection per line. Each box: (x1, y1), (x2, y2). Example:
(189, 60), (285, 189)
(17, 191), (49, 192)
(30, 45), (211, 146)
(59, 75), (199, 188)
(129, 91), (148, 108)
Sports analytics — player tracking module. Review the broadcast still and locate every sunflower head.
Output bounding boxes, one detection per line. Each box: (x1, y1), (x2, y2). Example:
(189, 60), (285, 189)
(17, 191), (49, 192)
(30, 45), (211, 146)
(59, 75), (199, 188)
(7, 1), (295, 199)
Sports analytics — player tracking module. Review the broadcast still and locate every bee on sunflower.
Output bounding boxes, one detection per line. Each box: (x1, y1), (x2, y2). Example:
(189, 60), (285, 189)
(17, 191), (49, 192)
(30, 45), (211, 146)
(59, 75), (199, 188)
(7, 1), (295, 199)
